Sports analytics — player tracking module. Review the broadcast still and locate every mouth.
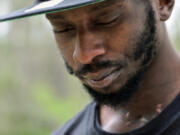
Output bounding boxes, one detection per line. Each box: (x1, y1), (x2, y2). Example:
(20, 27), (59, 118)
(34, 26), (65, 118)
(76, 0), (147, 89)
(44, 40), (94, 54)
(81, 66), (123, 89)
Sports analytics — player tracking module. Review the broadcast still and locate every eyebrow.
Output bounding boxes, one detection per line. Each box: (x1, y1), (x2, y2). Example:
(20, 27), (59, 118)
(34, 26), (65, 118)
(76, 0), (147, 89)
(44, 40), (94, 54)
(46, 0), (123, 21)
(46, 13), (66, 21)
(88, 0), (123, 13)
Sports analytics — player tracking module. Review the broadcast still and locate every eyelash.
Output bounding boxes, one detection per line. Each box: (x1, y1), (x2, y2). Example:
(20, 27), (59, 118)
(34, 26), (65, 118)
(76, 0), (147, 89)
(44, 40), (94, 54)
(53, 27), (75, 34)
(53, 17), (119, 34)
(95, 16), (119, 26)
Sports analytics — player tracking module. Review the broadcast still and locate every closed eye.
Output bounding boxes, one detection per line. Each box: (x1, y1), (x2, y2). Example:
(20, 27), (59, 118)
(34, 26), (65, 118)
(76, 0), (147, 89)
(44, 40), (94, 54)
(95, 16), (119, 26)
(53, 27), (75, 34)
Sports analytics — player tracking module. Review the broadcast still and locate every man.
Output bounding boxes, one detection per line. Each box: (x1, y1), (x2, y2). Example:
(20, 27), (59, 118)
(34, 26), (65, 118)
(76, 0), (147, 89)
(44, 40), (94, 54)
(1, 0), (180, 134)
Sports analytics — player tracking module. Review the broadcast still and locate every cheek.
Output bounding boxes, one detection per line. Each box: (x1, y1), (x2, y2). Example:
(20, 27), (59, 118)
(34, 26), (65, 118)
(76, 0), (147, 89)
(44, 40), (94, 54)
(104, 5), (144, 55)
(106, 22), (142, 58)
(55, 35), (75, 66)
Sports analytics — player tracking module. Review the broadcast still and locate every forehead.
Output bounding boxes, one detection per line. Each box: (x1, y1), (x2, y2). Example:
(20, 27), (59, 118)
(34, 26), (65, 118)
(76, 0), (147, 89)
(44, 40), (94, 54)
(46, 0), (124, 20)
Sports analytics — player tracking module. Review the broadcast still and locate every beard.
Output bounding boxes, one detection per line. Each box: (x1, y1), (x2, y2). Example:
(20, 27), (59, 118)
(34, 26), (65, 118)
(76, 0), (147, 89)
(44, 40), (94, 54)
(64, 2), (157, 108)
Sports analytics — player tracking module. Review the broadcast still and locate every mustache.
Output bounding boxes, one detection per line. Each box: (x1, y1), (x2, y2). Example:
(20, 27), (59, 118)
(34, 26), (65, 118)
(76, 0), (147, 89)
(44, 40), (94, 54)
(69, 60), (125, 77)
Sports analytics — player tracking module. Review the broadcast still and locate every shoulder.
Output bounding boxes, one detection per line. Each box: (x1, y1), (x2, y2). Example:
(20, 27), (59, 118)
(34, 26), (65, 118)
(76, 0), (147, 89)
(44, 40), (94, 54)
(51, 101), (96, 135)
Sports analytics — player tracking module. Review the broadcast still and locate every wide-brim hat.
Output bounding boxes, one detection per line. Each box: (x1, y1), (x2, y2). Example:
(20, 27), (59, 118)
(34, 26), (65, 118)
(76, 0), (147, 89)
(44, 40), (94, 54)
(0, 0), (104, 22)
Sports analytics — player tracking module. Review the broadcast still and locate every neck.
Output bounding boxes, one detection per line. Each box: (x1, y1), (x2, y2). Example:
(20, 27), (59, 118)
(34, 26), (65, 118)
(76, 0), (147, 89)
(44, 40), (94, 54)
(99, 27), (180, 133)
(128, 27), (180, 116)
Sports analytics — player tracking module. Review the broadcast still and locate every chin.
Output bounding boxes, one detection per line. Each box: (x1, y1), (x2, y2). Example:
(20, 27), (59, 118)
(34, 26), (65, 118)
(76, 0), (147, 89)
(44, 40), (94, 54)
(92, 77), (129, 94)
(83, 69), (144, 108)
(82, 69), (131, 94)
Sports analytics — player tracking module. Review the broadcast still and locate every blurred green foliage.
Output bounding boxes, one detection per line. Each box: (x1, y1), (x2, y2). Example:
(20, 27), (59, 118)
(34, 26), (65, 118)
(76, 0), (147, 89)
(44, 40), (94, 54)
(0, 15), (90, 135)
(0, 38), (90, 135)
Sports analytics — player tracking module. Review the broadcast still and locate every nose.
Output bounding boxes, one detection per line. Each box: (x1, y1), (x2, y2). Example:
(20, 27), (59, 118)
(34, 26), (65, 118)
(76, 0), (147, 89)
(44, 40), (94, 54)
(73, 30), (106, 65)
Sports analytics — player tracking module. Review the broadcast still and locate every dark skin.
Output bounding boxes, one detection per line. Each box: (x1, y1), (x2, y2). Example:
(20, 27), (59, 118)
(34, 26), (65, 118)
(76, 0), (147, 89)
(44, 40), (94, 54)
(46, 0), (180, 133)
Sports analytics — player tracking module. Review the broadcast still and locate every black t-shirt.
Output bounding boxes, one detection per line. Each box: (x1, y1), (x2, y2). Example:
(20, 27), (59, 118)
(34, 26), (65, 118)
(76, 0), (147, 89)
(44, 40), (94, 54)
(52, 93), (180, 135)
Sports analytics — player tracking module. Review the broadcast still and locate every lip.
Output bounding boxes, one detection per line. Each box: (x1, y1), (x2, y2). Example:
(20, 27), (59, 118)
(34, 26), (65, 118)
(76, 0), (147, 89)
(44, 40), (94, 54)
(82, 66), (122, 89)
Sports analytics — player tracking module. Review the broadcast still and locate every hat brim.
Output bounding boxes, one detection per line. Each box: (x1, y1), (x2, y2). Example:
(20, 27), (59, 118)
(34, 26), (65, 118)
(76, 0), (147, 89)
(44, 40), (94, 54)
(0, 0), (104, 22)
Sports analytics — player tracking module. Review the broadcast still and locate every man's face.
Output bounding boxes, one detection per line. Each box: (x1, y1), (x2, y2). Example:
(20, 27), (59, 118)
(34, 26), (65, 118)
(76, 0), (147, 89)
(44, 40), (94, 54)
(47, 0), (157, 106)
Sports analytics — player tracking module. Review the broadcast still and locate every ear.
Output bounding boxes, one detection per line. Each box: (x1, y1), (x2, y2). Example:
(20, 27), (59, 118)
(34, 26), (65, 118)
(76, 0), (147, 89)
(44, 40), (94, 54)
(158, 0), (175, 21)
